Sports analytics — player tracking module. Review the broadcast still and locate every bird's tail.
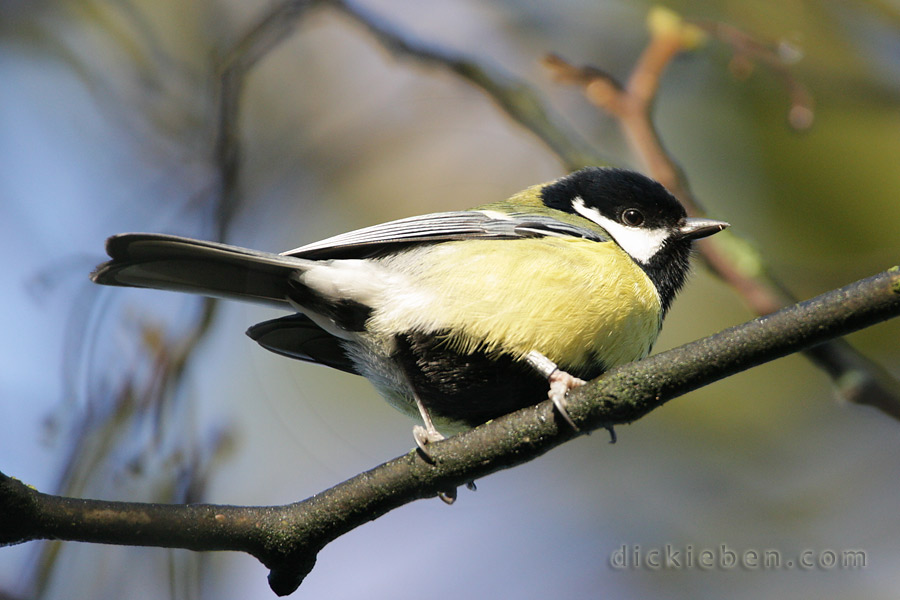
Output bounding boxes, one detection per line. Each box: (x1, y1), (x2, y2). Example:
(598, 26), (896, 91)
(91, 233), (313, 307)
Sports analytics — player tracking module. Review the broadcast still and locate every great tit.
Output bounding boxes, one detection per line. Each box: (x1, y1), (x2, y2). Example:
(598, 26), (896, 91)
(91, 167), (728, 448)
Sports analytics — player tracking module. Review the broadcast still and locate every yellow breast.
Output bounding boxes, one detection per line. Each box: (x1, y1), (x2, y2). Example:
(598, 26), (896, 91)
(369, 237), (662, 371)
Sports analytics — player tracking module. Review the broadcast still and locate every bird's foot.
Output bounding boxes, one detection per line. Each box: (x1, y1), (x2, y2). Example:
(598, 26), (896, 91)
(412, 425), (460, 504)
(413, 424), (445, 461)
(547, 369), (585, 432)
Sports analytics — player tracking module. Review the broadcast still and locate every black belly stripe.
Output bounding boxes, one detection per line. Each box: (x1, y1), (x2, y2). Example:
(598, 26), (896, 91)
(392, 331), (605, 427)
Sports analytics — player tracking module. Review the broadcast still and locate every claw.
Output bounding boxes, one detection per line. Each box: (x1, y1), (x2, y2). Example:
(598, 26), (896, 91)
(547, 370), (585, 431)
(438, 487), (457, 504)
(605, 425), (617, 444)
(525, 350), (584, 431)
(413, 424), (445, 462)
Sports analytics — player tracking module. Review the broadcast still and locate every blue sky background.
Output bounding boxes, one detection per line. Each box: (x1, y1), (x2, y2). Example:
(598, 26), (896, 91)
(2, 1), (900, 599)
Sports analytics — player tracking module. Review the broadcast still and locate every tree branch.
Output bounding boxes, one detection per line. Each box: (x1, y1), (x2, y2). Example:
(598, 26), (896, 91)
(4, 267), (898, 595)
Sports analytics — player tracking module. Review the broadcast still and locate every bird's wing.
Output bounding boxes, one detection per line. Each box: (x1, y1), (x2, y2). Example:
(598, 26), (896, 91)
(283, 210), (607, 260)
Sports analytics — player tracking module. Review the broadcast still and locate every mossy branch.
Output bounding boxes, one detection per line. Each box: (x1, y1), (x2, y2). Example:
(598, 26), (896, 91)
(3, 267), (898, 595)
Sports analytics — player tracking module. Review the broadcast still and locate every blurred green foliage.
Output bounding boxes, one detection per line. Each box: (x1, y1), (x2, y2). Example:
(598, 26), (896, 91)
(1, 1), (899, 599)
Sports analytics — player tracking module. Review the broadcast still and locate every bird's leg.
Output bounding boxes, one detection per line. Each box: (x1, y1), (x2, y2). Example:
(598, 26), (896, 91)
(397, 370), (459, 502)
(391, 359), (446, 452)
(412, 390), (445, 453)
(524, 350), (584, 431)
(409, 389), (460, 504)
(399, 369), (445, 451)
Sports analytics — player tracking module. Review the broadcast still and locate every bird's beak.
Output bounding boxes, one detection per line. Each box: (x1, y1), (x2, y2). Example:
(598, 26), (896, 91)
(677, 218), (730, 241)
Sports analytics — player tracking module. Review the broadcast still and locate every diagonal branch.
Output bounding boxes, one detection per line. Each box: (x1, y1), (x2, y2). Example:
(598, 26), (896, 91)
(4, 266), (898, 595)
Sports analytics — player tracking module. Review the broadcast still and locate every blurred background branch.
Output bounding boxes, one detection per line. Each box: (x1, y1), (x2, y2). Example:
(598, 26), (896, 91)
(2, 1), (899, 599)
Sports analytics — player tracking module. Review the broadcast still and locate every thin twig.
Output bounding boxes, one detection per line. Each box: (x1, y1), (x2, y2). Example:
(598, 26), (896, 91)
(332, 0), (602, 170)
(689, 18), (815, 130)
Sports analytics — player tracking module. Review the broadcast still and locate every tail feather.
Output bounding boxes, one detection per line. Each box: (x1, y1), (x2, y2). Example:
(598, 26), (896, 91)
(91, 233), (312, 306)
(246, 314), (358, 374)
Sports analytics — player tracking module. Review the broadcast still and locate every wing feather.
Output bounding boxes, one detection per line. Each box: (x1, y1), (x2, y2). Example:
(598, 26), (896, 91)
(283, 211), (607, 259)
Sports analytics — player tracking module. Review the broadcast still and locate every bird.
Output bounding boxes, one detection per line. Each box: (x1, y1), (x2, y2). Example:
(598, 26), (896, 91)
(91, 167), (728, 452)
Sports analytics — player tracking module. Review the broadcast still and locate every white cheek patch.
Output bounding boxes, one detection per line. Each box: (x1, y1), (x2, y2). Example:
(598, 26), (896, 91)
(572, 197), (670, 264)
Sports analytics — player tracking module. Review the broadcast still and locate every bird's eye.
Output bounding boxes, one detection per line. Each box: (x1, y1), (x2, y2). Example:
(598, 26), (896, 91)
(621, 209), (644, 226)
